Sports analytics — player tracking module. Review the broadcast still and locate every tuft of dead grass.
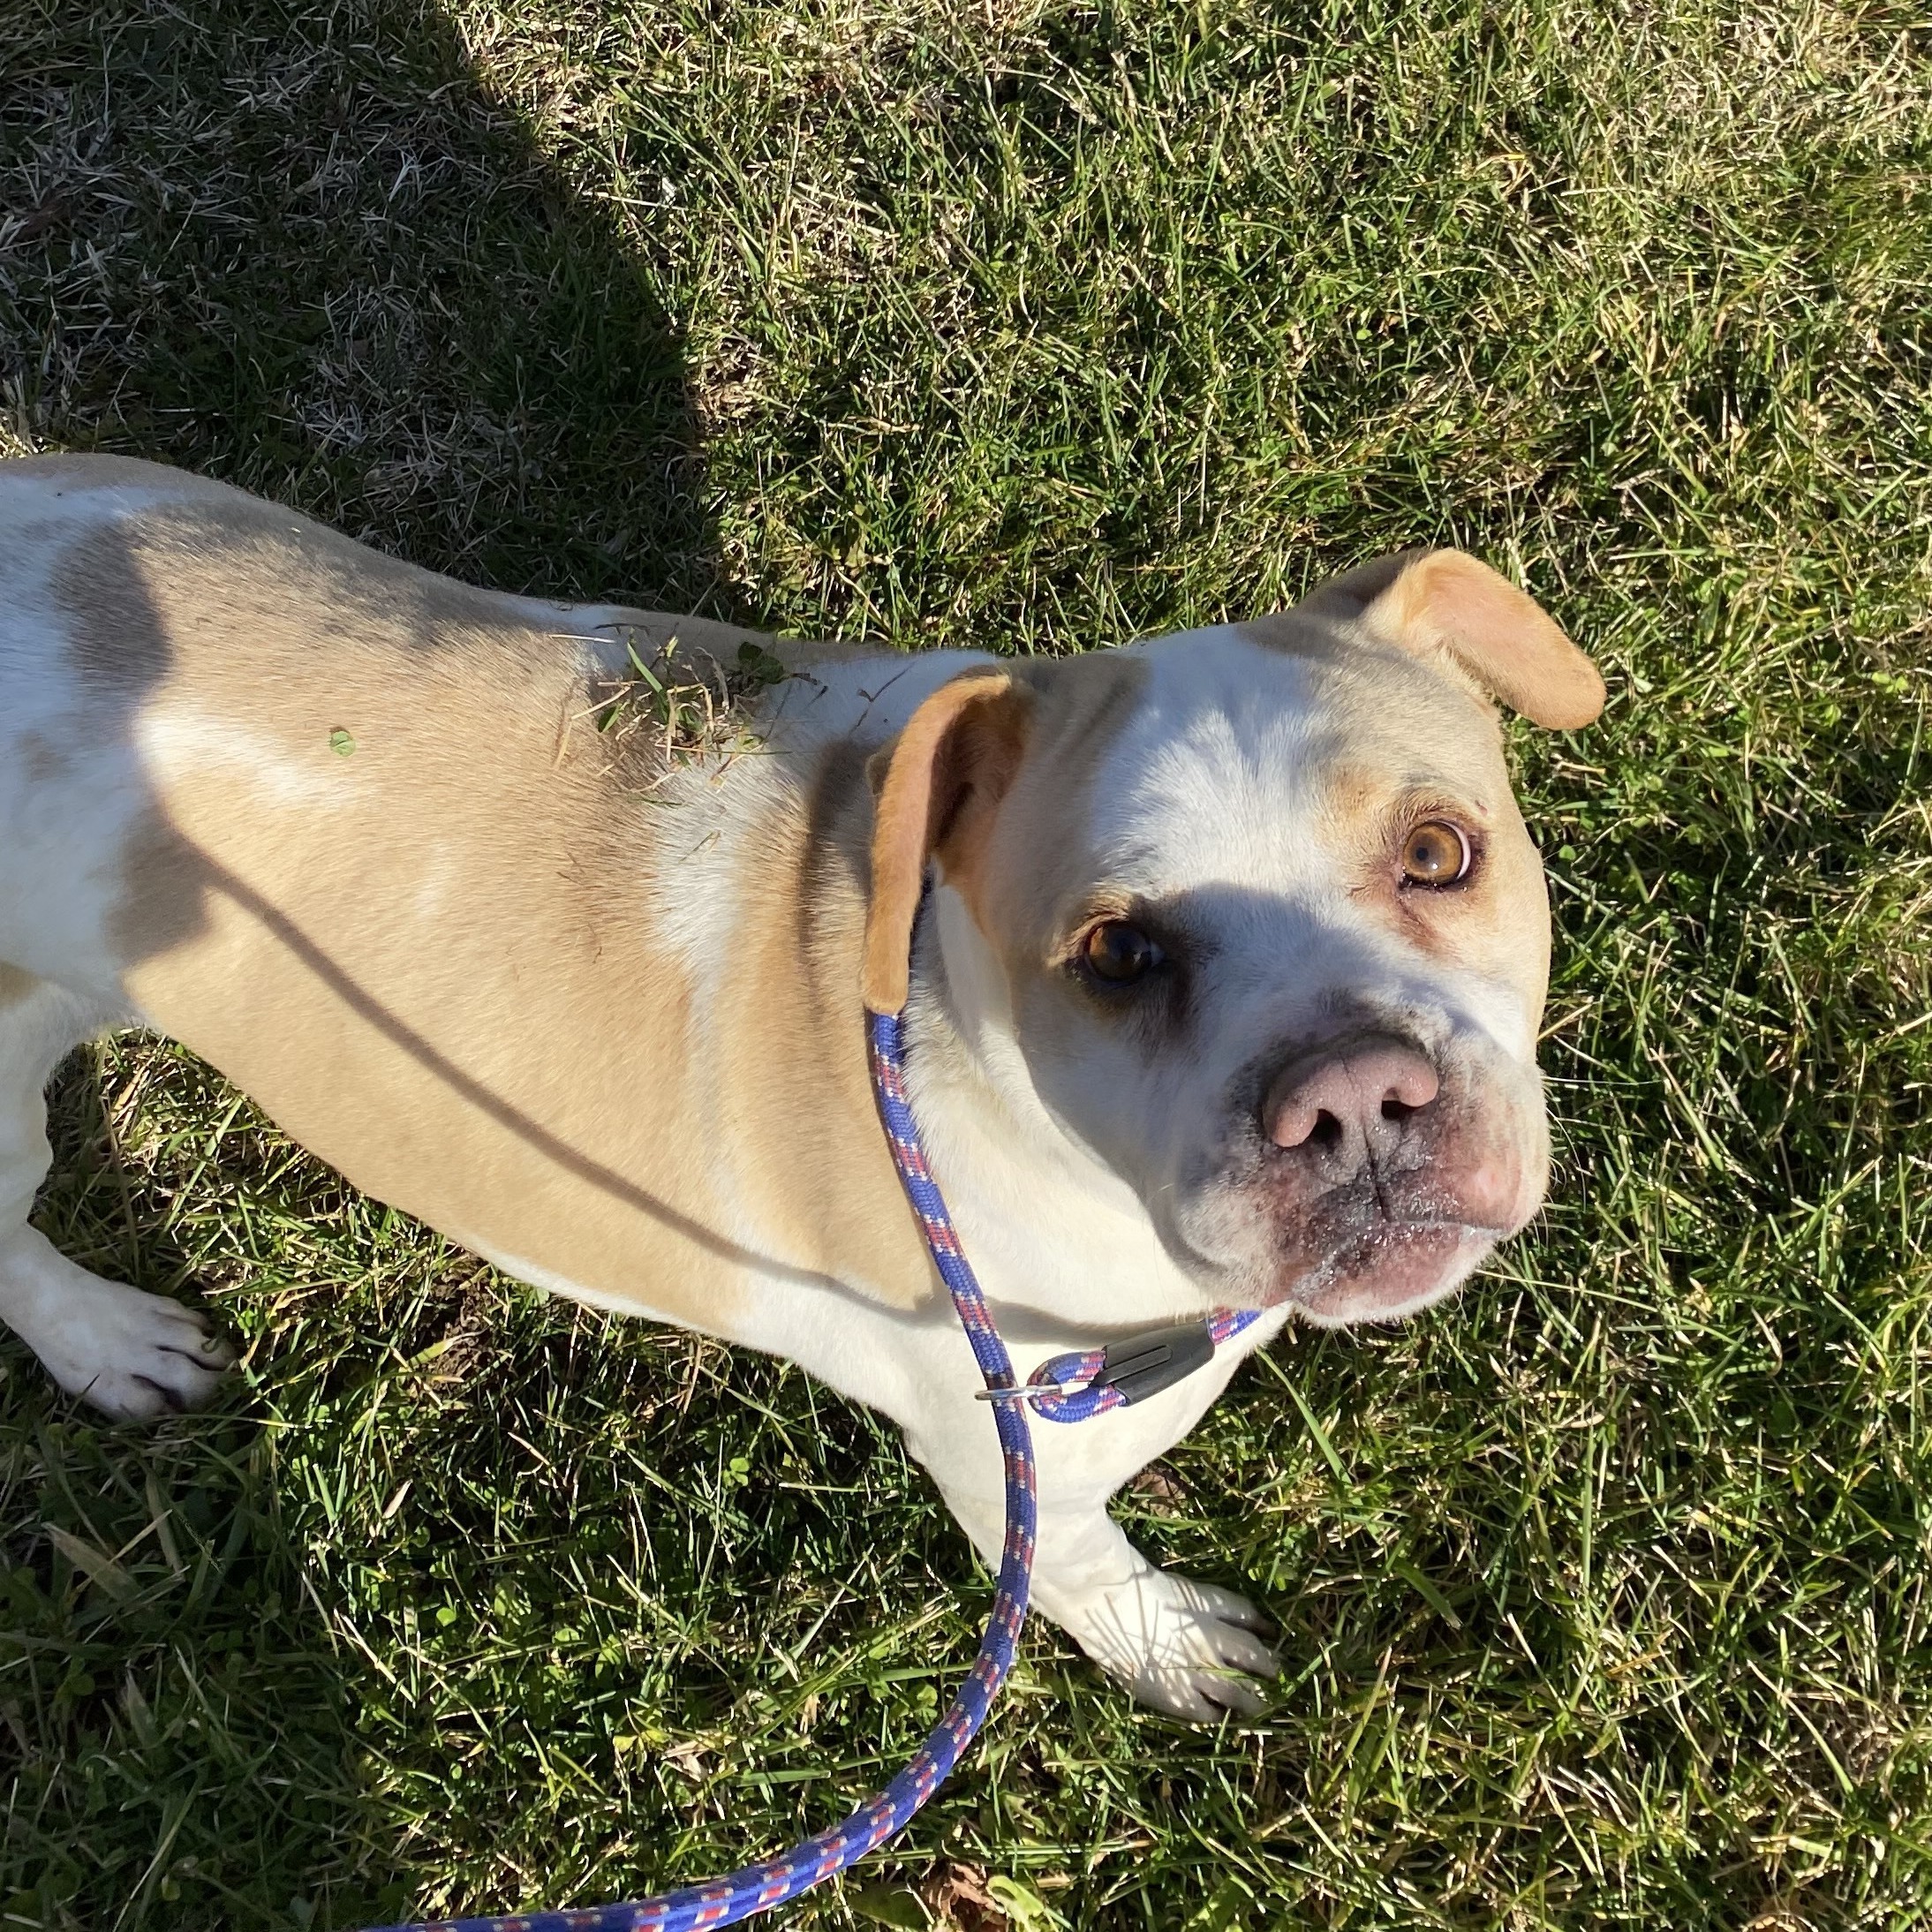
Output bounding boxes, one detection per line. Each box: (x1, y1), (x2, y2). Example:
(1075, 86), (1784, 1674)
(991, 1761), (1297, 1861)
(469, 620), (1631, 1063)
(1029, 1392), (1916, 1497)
(585, 636), (790, 777)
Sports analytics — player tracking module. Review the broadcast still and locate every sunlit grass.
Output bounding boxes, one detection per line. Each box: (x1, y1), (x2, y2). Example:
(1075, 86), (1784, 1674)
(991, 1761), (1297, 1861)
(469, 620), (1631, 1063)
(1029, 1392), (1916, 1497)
(2, 0), (1928, 1926)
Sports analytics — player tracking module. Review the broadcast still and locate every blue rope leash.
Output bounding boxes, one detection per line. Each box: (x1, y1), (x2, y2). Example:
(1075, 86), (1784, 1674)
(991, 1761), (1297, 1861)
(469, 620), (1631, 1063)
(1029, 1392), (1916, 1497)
(363, 1006), (1258, 1932)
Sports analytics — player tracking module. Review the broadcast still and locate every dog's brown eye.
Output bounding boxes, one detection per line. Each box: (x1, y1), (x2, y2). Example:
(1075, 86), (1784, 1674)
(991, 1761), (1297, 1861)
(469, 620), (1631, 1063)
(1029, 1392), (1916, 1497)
(1083, 921), (1162, 985)
(1401, 820), (1471, 887)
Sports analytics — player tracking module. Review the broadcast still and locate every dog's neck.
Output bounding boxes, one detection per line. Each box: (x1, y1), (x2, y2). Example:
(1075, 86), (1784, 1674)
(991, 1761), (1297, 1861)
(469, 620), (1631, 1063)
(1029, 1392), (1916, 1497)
(893, 882), (1215, 1338)
(658, 680), (1204, 1338)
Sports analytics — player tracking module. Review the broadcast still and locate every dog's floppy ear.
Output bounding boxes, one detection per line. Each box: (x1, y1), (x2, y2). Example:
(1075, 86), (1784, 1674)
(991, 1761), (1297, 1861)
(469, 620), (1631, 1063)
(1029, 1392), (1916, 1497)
(1302, 549), (1604, 729)
(862, 669), (1031, 1015)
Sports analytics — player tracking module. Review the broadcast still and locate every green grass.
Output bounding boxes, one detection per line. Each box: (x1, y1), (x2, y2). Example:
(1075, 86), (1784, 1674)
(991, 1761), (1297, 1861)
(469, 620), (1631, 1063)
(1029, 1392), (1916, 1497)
(3, 0), (1930, 1925)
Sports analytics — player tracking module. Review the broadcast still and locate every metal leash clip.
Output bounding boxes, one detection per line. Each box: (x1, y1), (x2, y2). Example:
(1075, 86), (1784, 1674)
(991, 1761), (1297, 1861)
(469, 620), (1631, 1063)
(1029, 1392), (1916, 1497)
(974, 1320), (1217, 1408)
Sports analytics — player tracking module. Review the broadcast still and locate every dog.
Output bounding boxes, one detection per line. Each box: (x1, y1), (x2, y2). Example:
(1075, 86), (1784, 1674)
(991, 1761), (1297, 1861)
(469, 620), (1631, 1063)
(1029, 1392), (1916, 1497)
(0, 456), (1602, 1717)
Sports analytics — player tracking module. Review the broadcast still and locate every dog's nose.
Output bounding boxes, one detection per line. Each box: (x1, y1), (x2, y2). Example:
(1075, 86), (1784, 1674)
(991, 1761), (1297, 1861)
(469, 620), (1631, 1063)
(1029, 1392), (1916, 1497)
(1264, 1038), (1440, 1181)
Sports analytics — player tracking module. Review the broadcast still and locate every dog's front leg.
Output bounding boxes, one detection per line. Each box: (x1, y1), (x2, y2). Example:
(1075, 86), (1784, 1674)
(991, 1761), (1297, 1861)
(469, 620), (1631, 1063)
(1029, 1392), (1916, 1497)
(0, 980), (234, 1417)
(899, 1317), (1287, 1721)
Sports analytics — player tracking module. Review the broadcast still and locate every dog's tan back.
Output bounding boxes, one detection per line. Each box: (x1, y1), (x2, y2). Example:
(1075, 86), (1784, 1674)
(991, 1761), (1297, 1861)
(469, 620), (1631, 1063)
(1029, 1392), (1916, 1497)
(1, 458), (945, 1329)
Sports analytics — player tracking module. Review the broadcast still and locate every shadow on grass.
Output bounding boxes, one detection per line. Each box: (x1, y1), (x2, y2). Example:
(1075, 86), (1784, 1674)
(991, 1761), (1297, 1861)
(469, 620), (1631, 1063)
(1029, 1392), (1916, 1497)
(1, 0), (713, 607)
(2, 3), (721, 1925)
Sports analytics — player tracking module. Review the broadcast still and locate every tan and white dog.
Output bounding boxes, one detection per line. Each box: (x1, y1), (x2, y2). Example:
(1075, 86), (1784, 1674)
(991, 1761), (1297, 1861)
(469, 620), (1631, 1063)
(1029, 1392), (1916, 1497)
(0, 456), (1602, 1717)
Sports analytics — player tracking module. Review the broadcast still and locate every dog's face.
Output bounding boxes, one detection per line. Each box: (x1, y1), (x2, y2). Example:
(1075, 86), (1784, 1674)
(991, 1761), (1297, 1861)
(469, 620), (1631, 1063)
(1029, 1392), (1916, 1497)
(864, 551), (1604, 1325)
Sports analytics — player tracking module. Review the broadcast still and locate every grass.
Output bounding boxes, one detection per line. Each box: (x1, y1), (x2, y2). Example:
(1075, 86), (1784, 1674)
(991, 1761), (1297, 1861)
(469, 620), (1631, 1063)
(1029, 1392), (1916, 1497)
(2, 0), (1930, 1925)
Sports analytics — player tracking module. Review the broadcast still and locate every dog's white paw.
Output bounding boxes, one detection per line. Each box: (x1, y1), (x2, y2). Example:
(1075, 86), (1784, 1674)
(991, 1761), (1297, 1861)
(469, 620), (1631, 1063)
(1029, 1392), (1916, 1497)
(1053, 1566), (1279, 1720)
(0, 1231), (233, 1420)
(63, 1284), (234, 1420)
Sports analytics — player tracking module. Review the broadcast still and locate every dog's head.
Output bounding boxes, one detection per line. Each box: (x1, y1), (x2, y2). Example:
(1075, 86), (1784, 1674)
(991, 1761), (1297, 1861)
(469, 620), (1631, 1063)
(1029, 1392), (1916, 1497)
(863, 551), (1604, 1324)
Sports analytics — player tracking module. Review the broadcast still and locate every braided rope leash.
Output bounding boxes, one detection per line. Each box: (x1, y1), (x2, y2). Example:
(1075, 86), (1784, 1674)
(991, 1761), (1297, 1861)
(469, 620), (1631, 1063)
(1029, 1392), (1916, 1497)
(364, 1007), (1259, 1932)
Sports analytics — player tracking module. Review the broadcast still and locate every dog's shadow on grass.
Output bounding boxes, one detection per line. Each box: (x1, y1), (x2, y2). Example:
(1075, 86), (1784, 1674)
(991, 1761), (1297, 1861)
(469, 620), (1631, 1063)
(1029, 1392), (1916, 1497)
(4, 4), (739, 1926)
(3, 0), (714, 609)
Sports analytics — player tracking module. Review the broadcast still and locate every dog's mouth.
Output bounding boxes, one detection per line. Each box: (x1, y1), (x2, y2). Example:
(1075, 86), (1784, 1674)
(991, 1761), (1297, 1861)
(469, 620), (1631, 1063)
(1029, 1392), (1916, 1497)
(1278, 1221), (1499, 1325)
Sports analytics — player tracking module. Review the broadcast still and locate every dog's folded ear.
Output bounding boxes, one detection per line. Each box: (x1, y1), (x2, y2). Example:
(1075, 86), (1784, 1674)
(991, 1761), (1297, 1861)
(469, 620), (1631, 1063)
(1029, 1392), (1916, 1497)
(863, 669), (1033, 1015)
(1301, 549), (1605, 730)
